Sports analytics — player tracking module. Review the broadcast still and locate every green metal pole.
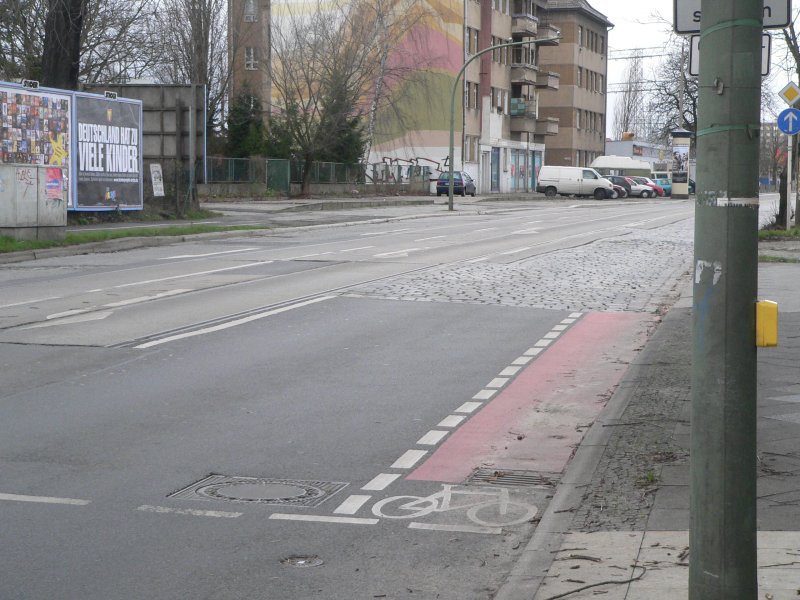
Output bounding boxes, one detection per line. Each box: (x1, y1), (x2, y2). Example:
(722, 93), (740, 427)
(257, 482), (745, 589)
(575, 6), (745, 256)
(447, 36), (559, 211)
(690, 1), (762, 597)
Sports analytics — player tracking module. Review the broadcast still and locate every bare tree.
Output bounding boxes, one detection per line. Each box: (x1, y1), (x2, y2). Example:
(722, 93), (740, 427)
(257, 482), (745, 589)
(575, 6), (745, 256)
(1, 0), (159, 86)
(150, 0), (230, 130)
(644, 37), (698, 143)
(79, 0), (159, 83)
(0, 0), (48, 81)
(271, 0), (435, 192)
(612, 50), (645, 140)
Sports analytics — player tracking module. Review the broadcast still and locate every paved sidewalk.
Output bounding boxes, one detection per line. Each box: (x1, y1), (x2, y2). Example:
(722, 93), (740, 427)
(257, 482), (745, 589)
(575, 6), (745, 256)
(498, 244), (800, 599)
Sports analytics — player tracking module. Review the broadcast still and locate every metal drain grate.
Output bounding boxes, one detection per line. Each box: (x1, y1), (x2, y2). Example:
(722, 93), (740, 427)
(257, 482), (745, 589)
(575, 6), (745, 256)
(466, 468), (560, 489)
(168, 474), (348, 507)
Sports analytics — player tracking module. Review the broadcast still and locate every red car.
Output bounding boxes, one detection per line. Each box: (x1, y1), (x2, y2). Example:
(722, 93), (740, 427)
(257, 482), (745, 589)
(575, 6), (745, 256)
(631, 176), (665, 197)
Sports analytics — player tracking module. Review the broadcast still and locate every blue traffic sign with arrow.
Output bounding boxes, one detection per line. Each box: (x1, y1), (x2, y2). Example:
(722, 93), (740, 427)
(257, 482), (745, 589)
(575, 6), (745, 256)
(778, 107), (800, 135)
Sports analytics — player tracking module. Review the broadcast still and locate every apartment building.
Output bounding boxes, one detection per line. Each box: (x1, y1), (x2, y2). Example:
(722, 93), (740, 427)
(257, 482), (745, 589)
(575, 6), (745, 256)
(227, 0), (611, 193)
(537, 0), (612, 168)
(459, 0), (561, 193)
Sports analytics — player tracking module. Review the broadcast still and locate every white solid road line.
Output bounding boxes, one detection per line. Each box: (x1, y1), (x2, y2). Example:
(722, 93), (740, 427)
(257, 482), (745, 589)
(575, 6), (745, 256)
(414, 236), (446, 241)
(136, 505), (241, 518)
(373, 248), (422, 258)
(270, 514), (379, 525)
(391, 449), (428, 469)
(135, 296), (335, 348)
(339, 246), (375, 252)
(0, 492), (90, 506)
(362, 473), (401, 491)
(408, 522), (501, 535)
(161, 248), (260, 259)
(114, 260), (275, 289)
(333, 495), (372, 515)
(0, 295), (63, 310)
(103, 289), (192, 308)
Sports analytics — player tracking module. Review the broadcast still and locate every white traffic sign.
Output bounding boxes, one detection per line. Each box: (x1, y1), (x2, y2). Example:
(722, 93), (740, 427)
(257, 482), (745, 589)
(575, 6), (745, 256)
(689, 33), (770, 77)
(674, 0), (790, 34)
(778, 108), (800, 135)
(779, 82), (800, 106)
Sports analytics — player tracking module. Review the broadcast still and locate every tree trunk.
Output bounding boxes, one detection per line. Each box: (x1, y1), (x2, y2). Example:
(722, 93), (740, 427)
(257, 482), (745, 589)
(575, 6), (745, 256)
(41, 0), (86, 89)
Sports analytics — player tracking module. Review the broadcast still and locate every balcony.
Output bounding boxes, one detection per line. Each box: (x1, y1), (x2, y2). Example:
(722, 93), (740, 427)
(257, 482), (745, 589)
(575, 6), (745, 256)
(510, 63), (539, 85)
(535, 117), (559, 136)
(535, 70), (559, 90)
(510, 112), (538, 134)
(537, 22), (561, 44)
(511, 13), (538, 37)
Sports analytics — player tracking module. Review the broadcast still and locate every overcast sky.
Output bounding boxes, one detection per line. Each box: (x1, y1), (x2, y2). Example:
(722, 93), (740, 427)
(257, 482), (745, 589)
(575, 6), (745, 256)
(589, 0), (794, 137)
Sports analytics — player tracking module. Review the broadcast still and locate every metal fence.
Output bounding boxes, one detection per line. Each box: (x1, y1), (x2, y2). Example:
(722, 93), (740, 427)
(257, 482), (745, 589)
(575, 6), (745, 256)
(205, 157), (431, 195)
(207, 157), (255, 183)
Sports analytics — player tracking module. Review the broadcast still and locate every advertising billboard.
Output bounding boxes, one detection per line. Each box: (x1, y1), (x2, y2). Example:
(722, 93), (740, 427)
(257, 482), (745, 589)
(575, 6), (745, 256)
(0, 83), (71, 206)
(73, 93), (143, 210)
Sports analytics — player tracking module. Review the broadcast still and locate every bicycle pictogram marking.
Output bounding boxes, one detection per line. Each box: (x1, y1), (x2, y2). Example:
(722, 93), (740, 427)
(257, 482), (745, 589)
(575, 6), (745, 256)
(371, 484), (538, 528)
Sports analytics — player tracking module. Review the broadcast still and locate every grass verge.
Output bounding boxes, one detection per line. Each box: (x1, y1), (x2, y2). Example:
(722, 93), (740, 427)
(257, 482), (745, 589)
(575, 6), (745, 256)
(0, 224), (269, 254)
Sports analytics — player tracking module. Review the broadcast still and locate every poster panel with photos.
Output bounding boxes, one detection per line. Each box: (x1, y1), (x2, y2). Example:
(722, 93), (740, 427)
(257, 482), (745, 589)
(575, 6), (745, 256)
(0, 82), (71, 206)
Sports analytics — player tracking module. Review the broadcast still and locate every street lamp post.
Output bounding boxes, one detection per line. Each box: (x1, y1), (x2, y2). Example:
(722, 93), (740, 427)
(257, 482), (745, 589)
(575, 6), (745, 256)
(447, 35), (560, 211)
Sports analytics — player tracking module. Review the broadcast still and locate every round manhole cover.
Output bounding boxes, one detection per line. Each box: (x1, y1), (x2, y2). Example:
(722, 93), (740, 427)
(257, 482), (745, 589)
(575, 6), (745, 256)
(197, 481), (324, 503)
(281, 555), (324, 568)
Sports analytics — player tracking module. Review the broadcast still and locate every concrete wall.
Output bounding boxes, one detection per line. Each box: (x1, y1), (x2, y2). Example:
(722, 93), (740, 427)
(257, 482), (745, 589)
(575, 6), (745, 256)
(0, 164), (67, 240)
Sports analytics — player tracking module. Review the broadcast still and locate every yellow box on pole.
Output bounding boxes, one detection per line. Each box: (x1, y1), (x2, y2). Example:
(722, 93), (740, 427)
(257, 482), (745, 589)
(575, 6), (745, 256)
(756, 300), (778, 347)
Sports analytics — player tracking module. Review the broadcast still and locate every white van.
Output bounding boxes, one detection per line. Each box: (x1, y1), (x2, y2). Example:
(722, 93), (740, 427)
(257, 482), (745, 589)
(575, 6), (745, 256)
(536, 166), (615, 199)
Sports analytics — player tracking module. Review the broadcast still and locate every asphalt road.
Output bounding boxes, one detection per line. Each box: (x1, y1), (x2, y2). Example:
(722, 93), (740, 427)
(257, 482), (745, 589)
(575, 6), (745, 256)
(0, 199), (694, 599)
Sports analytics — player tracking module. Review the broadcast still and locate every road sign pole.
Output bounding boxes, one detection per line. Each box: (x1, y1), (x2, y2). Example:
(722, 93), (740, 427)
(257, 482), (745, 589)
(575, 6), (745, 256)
(689, 0), (761, 597)
(789, 134), (793, 229)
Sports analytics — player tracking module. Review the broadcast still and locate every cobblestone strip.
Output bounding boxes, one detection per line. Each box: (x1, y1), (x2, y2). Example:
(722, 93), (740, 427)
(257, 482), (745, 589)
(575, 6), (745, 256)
(344, 222), (694, 313)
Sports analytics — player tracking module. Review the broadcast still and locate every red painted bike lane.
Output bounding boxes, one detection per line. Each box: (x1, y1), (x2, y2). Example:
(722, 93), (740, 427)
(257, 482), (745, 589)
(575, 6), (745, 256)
(408, 311), (654, 483)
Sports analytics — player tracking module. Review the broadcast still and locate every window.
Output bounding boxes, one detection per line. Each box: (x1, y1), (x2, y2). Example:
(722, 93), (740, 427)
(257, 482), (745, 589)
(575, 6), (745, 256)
(575, 109), (581, 130)
(577, 67), (582, 88)
(464, 135), (479, 162)
(465, 81), (479, 109)
(245, 47), (257, 70)
(244, 0), (256, 20)
(466, 27), (480, 55)
(577, 26), (583, 47)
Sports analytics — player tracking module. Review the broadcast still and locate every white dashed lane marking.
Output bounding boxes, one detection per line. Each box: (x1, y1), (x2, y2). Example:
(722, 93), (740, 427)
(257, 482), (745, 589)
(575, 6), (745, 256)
(391, 450), (428, 469)
(362, 473), (401, 491)
(417, 430), (449, 446)
(333, 495), (372, 515)
(136, 505), (241, 519)
(0, 492), (90, 506)
(270, 514), (379, 525)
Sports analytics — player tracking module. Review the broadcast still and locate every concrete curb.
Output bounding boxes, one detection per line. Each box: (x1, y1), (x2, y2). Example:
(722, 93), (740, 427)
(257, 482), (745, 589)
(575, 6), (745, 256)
(0, 207), (496, 265)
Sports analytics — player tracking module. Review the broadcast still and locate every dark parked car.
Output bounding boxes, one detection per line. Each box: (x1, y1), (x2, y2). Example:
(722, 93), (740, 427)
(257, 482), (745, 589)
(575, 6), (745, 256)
(436, 171), (476, 197)
(606, 175), (632, 196)
(610, 184), (627, 198)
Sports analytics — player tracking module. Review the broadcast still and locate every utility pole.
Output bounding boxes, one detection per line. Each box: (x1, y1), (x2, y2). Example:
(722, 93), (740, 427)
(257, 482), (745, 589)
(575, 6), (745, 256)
(690, 0), (762, 597)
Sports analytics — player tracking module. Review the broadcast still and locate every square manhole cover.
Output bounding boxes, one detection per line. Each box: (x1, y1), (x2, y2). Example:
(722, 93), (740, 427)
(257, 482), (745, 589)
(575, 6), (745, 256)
(466, 468), (560, 489)
(168, 474), (348, 507)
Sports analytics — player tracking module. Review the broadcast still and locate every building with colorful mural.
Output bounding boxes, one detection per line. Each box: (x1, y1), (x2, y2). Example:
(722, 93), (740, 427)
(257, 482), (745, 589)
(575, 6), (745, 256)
(228, 0), (613, 195)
